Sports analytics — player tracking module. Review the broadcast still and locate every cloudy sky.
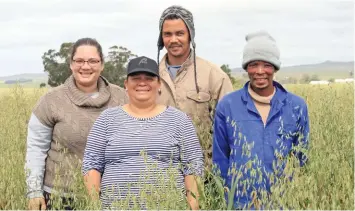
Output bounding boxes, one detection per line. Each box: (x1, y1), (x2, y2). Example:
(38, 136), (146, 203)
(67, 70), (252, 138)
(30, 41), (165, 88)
(0, 0), (353, 76)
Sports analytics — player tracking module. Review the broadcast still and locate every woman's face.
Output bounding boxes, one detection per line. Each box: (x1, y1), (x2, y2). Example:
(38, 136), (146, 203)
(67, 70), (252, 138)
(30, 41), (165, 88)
(70, 45), (104, 89)
(124, 72), (161, 105)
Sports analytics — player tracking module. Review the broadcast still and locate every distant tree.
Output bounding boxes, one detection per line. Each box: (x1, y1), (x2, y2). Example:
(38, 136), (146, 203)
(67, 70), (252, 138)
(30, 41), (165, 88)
(300, 74), (311, 84)
(220, 64), (236, 84)
(39, 83), (46, 88)
(42, 42), (73, 87)
(349, 70), (353, 77)
(102, 46), (137, 87)
(310, 74), (320, 81)
(328, 78), (335, 83)
(42, 43), (137, 87)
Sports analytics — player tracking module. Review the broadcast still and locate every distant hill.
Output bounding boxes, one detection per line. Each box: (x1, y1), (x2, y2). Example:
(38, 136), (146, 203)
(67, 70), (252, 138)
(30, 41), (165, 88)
(0, 61), (353, 86)
(0, 73), (48, 82)
(231, 61), (354, 80)
(0, 73), (48, 88)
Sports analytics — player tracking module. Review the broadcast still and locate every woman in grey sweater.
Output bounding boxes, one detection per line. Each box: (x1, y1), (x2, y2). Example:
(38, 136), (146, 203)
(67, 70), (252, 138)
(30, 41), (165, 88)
(25, 38), (127, 210)
(82, 56), (204, 210)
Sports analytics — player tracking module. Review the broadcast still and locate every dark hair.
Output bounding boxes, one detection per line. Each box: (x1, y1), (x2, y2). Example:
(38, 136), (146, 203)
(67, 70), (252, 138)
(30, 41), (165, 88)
(70, 38), (104, 63)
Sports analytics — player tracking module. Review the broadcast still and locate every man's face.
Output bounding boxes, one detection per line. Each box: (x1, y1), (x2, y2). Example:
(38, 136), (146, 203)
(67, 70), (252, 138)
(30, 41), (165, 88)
(162, 18), (190, 59)
(247, 60), (275, 91)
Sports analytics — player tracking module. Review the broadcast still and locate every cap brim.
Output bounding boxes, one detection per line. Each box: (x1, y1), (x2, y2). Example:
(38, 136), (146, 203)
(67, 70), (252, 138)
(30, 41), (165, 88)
(127, 68), (159, 77)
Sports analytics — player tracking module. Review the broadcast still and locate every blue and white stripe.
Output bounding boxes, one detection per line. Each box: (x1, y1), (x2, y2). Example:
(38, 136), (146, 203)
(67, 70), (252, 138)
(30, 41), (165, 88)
(82, 106), (204, 208)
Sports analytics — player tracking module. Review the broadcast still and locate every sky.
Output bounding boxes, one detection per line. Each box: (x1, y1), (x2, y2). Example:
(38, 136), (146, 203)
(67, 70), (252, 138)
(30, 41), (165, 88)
(0, 0), (353, 76)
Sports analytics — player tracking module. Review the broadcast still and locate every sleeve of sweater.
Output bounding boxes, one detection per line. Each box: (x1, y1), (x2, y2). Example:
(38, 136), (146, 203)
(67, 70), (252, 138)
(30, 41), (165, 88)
(25, 113), (53, 198)
(25, 94), (56, 199)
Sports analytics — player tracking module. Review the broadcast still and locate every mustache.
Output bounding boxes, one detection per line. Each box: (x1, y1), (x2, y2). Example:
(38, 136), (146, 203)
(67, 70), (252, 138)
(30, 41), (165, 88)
(168, 43), (182, 48)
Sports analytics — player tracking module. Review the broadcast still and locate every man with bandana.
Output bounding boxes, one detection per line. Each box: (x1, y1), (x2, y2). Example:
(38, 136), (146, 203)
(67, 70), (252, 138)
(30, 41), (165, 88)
(156, 5), (234, 169)
(156, 5), (233, 128)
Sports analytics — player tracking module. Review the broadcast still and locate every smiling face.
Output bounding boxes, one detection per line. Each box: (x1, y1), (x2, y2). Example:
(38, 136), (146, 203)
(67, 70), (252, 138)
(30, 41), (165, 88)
(124, 72), (161, 105)
(70, 45), (104, 90)
(162, 18), (190, 60)
(247, 60), (275, 96)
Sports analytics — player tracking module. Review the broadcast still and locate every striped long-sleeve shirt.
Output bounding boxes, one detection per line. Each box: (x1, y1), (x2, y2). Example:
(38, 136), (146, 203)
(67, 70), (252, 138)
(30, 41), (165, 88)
(82, 106), (204, 208)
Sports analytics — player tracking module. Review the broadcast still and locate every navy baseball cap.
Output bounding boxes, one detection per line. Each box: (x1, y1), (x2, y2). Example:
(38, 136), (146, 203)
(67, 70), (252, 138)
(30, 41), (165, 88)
(127, 56), (159, 77)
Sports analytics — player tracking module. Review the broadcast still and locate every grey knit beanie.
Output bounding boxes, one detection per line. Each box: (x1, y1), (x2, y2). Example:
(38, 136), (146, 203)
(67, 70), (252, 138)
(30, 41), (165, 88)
(242, 30), (281, 71)
(157, 5), (196, 50)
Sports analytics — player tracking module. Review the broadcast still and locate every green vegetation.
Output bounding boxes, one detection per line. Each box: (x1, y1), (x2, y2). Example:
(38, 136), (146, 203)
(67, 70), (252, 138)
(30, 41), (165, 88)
(0, 82), (353, 210)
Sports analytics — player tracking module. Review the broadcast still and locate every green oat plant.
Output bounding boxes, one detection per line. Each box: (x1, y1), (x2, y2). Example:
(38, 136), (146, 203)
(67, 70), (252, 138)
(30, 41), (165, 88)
(0, 82), (353, 210)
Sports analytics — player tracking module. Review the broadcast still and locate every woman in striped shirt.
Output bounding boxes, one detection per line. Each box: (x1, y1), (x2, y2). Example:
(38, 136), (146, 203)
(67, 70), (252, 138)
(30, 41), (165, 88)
(82, 56), (204, 209)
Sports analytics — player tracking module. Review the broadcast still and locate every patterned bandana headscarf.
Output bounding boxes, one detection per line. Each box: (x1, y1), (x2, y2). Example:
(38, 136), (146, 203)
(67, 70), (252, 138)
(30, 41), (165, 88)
(157, 5), (199, 94)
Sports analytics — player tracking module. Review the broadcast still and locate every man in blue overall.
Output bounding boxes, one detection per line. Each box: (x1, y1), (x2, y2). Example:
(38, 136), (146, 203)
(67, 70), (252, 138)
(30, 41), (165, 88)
(212, 30), (310, 209)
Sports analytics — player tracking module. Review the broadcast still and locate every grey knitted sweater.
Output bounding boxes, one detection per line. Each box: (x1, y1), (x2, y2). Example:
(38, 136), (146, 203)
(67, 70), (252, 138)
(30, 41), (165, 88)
(25, 75), (127, 198)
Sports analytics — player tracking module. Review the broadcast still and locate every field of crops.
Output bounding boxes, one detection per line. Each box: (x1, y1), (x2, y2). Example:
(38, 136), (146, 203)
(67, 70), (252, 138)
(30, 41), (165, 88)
(0, 83), (353, 210)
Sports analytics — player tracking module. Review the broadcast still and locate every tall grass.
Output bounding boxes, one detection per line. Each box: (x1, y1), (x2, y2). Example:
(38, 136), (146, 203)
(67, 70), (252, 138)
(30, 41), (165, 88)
(0, 83), (353, 210)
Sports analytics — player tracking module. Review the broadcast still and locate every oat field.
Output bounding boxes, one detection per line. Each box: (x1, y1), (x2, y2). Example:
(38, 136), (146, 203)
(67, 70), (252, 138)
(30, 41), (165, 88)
(0, 83), (353, 210)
